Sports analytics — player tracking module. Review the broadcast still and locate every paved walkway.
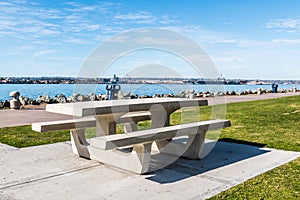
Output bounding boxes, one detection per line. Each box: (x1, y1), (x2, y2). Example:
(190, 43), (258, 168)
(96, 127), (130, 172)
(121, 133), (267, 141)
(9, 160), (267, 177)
(0, 92), (299, 128)
(0, 141), (298, 200)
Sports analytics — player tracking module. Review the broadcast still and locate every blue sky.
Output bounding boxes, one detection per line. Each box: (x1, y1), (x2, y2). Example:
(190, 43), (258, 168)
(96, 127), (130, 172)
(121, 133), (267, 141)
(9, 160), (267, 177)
(1, 0), (300, 79)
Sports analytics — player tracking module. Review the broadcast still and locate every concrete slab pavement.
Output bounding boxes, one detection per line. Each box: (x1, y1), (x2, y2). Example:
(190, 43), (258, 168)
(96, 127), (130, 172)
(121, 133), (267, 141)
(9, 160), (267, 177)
(0, 143), (17, 152)
(0, 140), (298, 200)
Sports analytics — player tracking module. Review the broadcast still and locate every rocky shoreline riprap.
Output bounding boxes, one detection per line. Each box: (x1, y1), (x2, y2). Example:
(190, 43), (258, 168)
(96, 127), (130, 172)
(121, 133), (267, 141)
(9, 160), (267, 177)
(0, 88), (298, 109)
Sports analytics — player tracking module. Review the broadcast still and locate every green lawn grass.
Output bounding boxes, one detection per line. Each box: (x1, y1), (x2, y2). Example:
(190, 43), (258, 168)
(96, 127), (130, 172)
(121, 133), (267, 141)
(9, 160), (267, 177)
(0, 95), (299, 199)
(203, 95), (300, 152)
(209, 157), (300, 199)
(0, 125), (70, 148)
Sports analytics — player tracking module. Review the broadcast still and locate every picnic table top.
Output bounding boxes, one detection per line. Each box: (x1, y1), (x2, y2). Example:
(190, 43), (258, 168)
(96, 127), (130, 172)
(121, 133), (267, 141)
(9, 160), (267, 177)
(46, 98), (208, 117)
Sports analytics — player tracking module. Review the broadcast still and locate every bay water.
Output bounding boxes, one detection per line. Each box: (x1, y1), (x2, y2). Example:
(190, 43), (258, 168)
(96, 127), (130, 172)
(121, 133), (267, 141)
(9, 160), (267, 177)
(0, 83), (298, 101)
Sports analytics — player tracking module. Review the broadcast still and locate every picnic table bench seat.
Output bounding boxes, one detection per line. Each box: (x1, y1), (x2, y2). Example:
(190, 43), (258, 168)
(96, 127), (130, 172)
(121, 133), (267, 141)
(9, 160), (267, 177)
(88, 119), (230, 174)
(33, 116), (230, 174)
(32, 111), (151, 159)
(32, 111), (151, 132)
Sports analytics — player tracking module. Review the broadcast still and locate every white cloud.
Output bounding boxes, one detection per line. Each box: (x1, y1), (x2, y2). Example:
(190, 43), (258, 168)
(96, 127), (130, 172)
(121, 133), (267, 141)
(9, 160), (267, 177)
(64, 3), (99, 13)
(271, 38), (300, 44)
(0, 1), (180, 45)
(115, 12), (153, 20)
(213, 39), (237, 44)
(135, 19), (157, 24)
(212, 39), (266, 47)
(64, 38), (93, 45)
(160, 16), (180, 25)
(0, 19), (18, 30)
(0, 2), (13, 6)
(264, 18), (300, 31)
(81, 6), (97, 11)
(45, 56), (84, 61)
(211, 56), (243, 63)
(86, 24), (100, 31)
(65, 14), (82, 23)
(31, 9), (65, 19)
(0, 1), (117, 43)
(64, 1), (119, 14)
(33, 50), (55, 57)
(7, 45), (33, 55)
(0, 31), (15, 37)
(40, 29), (61, 36)
(114, 12), (157, 24)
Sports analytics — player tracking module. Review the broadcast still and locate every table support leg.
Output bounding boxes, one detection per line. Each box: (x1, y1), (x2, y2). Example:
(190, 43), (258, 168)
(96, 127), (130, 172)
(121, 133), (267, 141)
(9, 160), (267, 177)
(150, 107), (172, 152)
(150, 106), (169, 128)
(70, 129), (90, 159)
(153, 130), (207, 159)
(89, 113), (153, 174)
(133, 143), (152, 173)
(94, 114), (123, 136)
(123, 121), (138, 132)
(181, 130), (207, 159)
(88, 142), (152, 174)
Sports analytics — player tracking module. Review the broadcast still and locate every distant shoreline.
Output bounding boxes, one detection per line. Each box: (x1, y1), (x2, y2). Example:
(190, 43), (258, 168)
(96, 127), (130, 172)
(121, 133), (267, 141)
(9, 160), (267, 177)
(0, 82), (299, 85)
(0, 82), (247, 85)
(1, 77), (300, 85)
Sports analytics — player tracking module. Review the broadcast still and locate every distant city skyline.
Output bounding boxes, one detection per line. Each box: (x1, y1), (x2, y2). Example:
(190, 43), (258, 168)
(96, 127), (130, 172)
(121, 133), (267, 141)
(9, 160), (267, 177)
(1, 0), (300, 79)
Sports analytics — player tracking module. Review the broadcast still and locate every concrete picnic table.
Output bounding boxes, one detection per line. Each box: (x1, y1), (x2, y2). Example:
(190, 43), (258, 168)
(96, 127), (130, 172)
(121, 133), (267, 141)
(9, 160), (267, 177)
(46, 97), (208, 133)
(40, 98), (230, 174)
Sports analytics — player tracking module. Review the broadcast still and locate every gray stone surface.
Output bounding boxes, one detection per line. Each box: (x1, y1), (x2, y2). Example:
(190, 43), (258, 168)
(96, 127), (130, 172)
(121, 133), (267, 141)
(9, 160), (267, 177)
(0, 143), (100, 190)
(0, 141), (298, 200)
(0, 143), (18, 151)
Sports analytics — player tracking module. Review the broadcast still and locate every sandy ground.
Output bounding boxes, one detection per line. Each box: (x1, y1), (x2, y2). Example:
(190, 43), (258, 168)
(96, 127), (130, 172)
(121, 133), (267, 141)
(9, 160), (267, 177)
(0, 92), (299, 128)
